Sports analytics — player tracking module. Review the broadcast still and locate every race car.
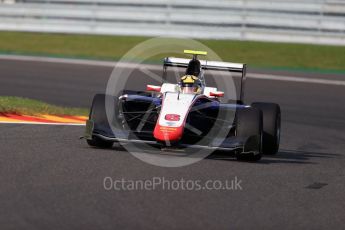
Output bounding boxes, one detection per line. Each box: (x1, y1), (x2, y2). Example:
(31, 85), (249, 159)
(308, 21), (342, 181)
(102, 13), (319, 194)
(84, 50), (281, 161)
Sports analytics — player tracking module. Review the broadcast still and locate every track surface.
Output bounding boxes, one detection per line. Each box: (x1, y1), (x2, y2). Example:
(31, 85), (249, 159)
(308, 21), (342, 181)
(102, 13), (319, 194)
(1, 58), (345, 229)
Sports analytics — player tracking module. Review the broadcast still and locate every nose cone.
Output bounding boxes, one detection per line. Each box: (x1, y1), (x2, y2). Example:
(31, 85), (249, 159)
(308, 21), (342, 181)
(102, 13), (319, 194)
(153, 124), (184, 142)
(154, 92), (195, 143)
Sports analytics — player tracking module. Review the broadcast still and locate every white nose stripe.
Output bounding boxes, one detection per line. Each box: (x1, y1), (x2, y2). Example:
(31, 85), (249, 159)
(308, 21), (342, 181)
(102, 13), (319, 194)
(158, 93), (195, 128)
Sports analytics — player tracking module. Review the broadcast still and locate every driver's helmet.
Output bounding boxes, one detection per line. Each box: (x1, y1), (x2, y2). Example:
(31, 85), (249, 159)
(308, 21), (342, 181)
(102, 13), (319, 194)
(179, 75), (202, 94)
(186, 59), (201, 77)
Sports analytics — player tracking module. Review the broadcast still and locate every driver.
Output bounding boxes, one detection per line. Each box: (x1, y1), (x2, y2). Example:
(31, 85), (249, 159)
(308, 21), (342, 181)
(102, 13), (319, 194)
(179, 75), (202, 94)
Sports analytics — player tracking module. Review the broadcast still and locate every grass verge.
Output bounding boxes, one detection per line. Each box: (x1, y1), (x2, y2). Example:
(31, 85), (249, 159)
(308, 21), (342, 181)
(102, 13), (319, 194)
(0, 31), (345, 73)
(0, 96), (88, 116)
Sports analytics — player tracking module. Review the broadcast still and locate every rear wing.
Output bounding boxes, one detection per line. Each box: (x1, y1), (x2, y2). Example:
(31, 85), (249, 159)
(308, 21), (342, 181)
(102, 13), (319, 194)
(163, 57), (247, 102)
(164, 57), (245, 73)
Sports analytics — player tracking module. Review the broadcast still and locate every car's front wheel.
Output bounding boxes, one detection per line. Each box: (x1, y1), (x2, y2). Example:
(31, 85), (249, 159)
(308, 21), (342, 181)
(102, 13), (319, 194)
(86, 94), (116, 149)
(87, 136), (113, 149)
(235, 107), (263, 161)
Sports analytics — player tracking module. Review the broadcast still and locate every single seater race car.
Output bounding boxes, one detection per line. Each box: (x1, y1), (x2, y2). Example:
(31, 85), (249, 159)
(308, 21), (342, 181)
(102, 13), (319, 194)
(84, 50), (281, 161)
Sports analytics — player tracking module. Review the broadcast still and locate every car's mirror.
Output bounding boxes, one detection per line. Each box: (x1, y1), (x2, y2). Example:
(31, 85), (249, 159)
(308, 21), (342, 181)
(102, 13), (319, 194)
(146, 85), (161, 92)
(209, 91), (224, 97)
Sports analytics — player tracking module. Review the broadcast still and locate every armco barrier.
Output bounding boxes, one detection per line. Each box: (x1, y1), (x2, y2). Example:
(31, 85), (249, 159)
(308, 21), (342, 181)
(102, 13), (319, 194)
(0, 0), (344, 45)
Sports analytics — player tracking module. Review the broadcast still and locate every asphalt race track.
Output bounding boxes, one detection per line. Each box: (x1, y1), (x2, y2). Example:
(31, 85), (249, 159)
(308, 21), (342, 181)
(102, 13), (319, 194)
(1, 57), (345, 229)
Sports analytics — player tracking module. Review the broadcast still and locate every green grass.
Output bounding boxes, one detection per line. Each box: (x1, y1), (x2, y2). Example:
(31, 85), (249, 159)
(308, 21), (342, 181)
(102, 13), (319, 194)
(0, 96), (88, 116)
(0, 31), (345, 72)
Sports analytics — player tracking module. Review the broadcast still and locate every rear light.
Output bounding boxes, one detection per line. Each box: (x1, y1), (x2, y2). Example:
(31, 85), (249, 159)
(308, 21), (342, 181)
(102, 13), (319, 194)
(165, 114), (180, 121)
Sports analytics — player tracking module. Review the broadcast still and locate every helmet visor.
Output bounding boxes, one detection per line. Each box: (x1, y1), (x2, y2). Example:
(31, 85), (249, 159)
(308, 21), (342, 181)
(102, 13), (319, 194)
(181, 86), (197, 94)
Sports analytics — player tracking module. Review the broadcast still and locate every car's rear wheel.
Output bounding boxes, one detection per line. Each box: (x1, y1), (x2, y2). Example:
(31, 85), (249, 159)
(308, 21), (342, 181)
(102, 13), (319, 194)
(251, 102), (281, 155)
(235, 107), (263, 161)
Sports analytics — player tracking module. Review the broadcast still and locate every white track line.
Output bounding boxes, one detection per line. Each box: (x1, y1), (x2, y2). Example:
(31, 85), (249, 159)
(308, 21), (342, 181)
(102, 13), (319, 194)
(0, 121), (85, 126)
(248, 73), (345, 86)
(0, 54), (117, 67)
(1, 54), (344, 86)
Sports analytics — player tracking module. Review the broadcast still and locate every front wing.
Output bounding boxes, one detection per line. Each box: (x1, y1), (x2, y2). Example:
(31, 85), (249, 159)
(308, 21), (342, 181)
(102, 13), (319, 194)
(85, 119), (245, 152)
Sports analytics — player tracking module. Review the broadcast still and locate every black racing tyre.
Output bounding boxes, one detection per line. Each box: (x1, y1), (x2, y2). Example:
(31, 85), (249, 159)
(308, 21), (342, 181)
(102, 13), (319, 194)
(235, 107), (263, 162)
(89, 94), (115, 126)
(86, 94), (116, 149)
(87, 136), (113, 149)
(90, 93), (123, 130)
(251, 102), (281, 155)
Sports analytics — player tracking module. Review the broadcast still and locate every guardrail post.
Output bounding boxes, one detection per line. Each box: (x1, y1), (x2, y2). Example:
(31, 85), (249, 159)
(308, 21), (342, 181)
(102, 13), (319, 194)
(166, 0), (171, 26)
(241, 0), (248, 41)
(319, 0), (326, 38)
